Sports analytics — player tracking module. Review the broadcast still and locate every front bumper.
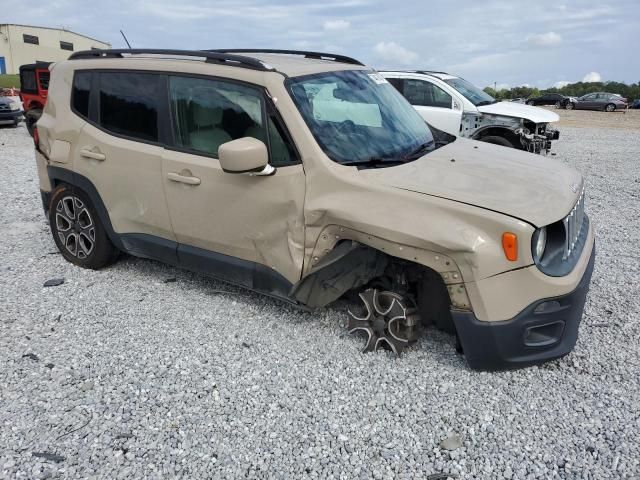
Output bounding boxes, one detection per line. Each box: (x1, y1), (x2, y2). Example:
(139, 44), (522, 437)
(453, 245), (595, 371)
(0, 110), (22, 124)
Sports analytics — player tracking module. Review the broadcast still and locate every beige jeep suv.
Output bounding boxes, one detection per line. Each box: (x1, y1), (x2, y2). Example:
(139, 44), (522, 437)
(33, 48), (595, 370)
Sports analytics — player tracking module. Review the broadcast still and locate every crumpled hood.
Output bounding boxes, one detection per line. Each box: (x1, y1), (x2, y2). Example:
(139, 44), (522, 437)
(477, 101), (559, 124)
(358, 138), (582, 227)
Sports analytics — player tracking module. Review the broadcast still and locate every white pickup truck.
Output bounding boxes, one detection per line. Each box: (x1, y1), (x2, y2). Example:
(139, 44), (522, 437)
(381, 70), (560, 154)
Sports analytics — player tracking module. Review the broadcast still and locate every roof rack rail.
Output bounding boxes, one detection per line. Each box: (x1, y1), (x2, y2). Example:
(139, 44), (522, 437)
(68, 49), (275, 72)
(208, 49), (364, 66)
(414, 70), (449, 75)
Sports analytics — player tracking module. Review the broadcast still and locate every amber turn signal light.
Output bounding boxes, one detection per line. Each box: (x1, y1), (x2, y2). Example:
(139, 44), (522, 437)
(502, 232), (518, 261)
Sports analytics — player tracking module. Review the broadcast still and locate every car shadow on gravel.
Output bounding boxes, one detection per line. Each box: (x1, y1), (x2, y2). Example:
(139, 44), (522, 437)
(102, 253), (471, 368)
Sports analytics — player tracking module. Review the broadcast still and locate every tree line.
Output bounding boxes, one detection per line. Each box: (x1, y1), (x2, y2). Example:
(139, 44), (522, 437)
(483, 81), (640, 101)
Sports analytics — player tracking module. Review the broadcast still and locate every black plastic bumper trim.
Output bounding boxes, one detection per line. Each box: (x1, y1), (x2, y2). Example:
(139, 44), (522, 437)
(453, 245), (595, 371)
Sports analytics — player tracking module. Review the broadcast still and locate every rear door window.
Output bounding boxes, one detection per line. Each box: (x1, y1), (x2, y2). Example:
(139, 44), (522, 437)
(71, 71), (92, 119)
(98, 72), (161, 142)
(403, 79), (452, 108)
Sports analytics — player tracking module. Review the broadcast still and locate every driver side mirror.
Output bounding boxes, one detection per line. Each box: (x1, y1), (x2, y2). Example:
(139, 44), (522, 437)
(218, 137), (275, 176)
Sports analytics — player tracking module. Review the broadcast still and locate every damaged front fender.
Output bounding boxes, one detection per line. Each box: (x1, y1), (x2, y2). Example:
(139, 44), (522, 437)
(291, 241), (387, 308)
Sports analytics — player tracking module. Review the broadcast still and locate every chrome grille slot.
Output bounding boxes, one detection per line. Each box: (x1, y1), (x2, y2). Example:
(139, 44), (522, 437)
(563, 189), (585, 260)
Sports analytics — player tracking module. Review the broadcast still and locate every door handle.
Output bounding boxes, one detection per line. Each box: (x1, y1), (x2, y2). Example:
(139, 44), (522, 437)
(80, 149), (106, 161)
(167, 172), (201, 186)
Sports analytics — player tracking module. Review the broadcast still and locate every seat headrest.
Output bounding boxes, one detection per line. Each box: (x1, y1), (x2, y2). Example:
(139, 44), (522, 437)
(191, 102), (223, 127)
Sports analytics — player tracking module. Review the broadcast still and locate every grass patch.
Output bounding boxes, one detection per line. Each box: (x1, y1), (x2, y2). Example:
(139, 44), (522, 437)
(0, 75), (20, 88)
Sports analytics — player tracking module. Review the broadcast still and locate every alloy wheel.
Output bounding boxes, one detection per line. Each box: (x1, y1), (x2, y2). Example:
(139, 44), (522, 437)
(55, 195), (96, 259)
(347, 289), (420, 355)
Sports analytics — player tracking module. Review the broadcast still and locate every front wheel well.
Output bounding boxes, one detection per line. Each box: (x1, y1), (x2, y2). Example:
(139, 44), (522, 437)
(293, 241), (457, 331)
(473, 127), (522, 148)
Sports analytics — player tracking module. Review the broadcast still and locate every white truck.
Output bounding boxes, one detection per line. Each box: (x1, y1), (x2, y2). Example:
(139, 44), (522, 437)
(381, 70), (560, 154)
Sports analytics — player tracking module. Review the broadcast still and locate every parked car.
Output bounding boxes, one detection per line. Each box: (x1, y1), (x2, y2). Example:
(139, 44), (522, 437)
(565, 92), (628, 112)
(526, 93), (569, 108)
(34, 48), (595, 370)
(19, 62), (51, 135)
(631, 99), (640, 109)
(381, 71), (560, 154)
(0, 96), (22, 127)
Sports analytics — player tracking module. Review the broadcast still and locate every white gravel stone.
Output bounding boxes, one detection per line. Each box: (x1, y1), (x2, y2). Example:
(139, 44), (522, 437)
(0, 123), (639, 478)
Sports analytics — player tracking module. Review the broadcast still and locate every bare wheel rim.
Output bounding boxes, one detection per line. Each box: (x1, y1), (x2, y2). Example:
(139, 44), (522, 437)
(347, 289), (420, 355)
(55, 195), (95, 259)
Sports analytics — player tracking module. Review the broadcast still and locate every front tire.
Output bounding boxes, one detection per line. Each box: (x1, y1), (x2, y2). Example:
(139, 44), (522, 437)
(48, 185), (119, 269)
(605, 103), (616, 112)
(527, 100), (535, 106)
(479, 135), (517, 149)
(566, 102), (575, 110)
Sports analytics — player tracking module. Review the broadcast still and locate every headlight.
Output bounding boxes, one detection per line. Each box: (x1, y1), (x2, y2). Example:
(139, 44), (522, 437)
(532, 227), (547, 261)
(9, 102), (21, 111)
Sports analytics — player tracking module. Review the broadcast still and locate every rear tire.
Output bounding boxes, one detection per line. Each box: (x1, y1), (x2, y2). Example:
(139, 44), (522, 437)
(479, 135), (517, 149)
(48, 185), (119, 269)
(605, 103), (616, 112)
(555, 101), (562, 108)
(25, 109), (42, 137)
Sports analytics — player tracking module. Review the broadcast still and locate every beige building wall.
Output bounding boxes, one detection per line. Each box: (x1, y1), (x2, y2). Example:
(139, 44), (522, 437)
(0, 24), (110, 74)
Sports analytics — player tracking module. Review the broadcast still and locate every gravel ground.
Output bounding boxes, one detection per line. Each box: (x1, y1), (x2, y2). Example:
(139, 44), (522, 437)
(1, 122), (639, 479)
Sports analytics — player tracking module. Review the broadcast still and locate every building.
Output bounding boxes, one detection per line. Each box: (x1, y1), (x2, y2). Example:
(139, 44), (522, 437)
(0, 24), (110, 74)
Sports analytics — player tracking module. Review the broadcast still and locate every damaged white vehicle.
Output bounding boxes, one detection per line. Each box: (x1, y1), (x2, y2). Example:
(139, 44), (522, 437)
(381, 71), (560, 154)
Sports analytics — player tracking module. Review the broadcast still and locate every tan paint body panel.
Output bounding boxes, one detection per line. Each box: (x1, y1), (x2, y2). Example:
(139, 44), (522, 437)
(467, 221), (595, 321)
(162, 150), (306, 283)
(35, 54), (594, 324)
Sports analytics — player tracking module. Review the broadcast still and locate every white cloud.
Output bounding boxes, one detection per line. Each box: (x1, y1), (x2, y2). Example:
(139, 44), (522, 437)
(582, 71), (602, 82)
(554, 80), (571, 88)
(323, 19), (350, 30)
(527, 31), (562, 46)
(374, 41), (418, 65)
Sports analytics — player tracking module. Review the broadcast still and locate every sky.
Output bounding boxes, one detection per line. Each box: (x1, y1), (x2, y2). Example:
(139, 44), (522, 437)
(6, 0), (640, 89)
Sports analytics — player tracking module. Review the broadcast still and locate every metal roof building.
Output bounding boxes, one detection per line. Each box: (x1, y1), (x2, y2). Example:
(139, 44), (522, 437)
(0, 24), (110, 74)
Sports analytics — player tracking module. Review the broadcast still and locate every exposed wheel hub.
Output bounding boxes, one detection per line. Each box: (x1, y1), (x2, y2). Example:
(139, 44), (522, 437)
(347, 289), (421, 355)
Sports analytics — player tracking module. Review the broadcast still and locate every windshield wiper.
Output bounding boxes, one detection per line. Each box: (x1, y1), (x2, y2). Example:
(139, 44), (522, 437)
(476, 100), (498, 106)
(342, 157), (405, 168)
(402, 141), (435, 161)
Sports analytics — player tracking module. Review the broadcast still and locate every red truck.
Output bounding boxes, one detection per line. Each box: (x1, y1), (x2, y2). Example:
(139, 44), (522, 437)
(19, 62), (51, 135)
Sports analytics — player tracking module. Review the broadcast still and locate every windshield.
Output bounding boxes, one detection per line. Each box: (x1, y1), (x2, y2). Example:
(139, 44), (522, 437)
(443, 77), (496, 106)
(287, 70), (435, 165)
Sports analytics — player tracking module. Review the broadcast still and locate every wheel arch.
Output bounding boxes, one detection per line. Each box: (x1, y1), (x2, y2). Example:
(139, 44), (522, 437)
(471, 126), (521, 147)
(293, 225), (472, 310)
(47, 166), (125, 251)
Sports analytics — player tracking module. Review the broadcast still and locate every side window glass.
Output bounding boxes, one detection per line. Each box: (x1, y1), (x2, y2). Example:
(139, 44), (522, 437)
(169, 76), (265, 158)
(386, 77), (404, 94)
(430, 83), (453, 108)
(38, 71), (50, 90)
(403, 79), (430, 106)
(99, 72), (160, 142)
(266, 113), (298, 167)
(21, 70), (37, 92)
(72, 71), (91, 119)
(403, 80), (452, 108)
